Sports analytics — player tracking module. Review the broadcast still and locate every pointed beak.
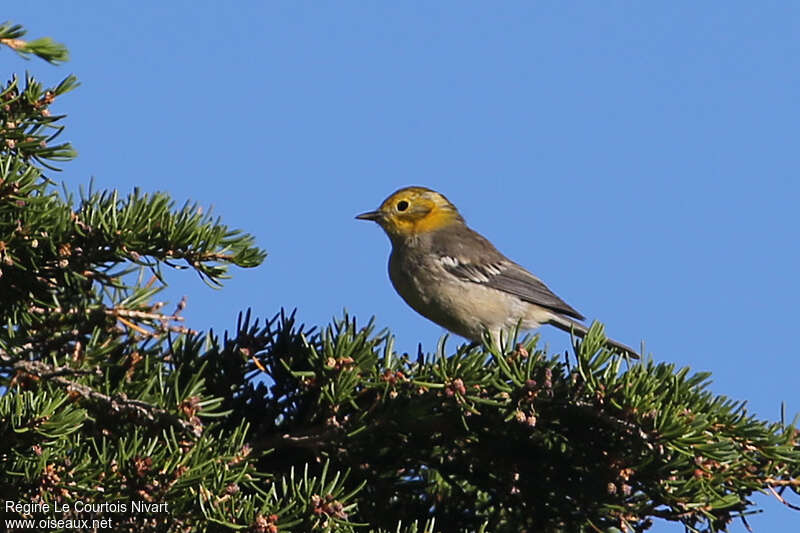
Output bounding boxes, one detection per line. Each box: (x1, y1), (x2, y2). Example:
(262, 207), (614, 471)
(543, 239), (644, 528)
(355, 209), (382, 221)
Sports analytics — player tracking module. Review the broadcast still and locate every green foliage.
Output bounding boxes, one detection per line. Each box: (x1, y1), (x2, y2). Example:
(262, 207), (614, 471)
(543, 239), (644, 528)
(0, 71), (78, 168)
(1, 20), (798, 533)
(0, 22), (70, 64)
(205, 313), (798, 532)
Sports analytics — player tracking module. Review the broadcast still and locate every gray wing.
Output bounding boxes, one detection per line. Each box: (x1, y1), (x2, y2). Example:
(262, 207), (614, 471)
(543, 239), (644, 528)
(438, 255), (585, 320)
(427, 224), (585, 320)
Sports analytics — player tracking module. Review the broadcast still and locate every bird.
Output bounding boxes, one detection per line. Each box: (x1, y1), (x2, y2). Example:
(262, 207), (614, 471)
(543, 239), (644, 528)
(356, 186), (639, 358)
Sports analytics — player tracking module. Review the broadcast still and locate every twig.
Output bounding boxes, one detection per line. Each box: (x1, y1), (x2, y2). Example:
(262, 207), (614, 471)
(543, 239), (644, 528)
(764, 478), (800, 487)
(0, 38), (27, 51)
(256, 425), (340, 452)
(117, 316), (150, 335)
(109, 307), (185, 322)
(768, 486), (800, 511)
(29, 304), (185, 323)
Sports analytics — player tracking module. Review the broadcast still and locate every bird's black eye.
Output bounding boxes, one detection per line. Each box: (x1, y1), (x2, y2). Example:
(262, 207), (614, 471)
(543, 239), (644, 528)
(396, 200), (409, 212)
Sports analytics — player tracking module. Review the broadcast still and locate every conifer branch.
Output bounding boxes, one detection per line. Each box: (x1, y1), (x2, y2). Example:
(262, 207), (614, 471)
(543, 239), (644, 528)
(0, 22), (69, 64)
(13, 360), (203, 437)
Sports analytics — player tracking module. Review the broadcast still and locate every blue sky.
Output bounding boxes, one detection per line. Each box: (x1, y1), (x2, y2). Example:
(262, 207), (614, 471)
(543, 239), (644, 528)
(6, 3), (799, 530)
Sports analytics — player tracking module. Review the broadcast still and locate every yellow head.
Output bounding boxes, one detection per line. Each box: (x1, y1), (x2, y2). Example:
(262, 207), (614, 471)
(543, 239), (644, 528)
(356, 186), (464, 240)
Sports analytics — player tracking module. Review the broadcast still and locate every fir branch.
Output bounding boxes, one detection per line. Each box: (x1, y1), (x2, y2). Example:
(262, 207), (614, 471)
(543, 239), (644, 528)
(0, 74), (78, 168)
(0, 22), (69, 64)
(13, 360), (203, 437)
(257, 424), (343, 453)
(233, 311), (800, 532)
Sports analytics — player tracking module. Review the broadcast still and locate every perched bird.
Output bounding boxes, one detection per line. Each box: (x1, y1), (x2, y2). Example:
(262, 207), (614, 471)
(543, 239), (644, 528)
(356, 186), (638, 358)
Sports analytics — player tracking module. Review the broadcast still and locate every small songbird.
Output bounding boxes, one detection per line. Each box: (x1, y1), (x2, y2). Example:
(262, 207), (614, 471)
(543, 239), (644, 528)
(356, 186), (638, 358)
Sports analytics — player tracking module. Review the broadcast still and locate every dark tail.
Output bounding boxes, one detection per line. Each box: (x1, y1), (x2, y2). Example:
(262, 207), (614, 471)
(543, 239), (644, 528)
(547, 315), (640, 359)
